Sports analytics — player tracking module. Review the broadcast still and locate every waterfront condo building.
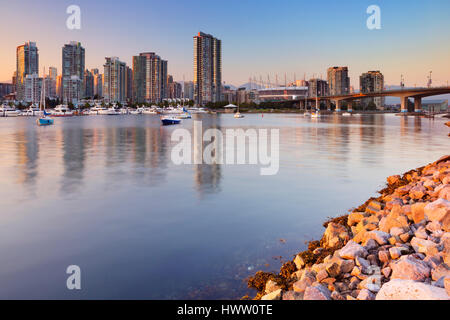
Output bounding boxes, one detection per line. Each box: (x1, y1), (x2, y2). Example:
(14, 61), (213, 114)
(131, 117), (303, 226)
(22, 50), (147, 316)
(16, 41), (39, 101)
(91, 69), (103, 98)
(103, 57), (127, 103)
(132, 52), (167, 103)
(62, 41), (85, 105)
(308, 78), (329, 97)
(193, 32), (222, 106)
(24, 73), (42, 104)
(327, 66), (350, 96)
(360, 71), (385, 110)
(84, 69), (94, 98)
(183, 81), (194, 100)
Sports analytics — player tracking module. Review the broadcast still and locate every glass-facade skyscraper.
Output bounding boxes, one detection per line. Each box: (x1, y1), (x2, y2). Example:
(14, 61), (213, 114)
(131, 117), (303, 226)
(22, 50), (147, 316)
(16, 41), (39, 101)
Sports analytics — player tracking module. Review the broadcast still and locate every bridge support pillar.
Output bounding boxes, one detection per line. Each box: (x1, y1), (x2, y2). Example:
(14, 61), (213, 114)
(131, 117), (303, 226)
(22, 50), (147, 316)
(414, 97), (422, 113)
(400, 97), (409, 113)
(347, 101), (353, 112)
(335, 100), (342, 112)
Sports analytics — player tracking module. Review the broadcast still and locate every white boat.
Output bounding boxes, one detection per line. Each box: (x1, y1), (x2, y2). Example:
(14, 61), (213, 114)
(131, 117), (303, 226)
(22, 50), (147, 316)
(304, 112), (311, 117)
(342, 112), (351, 116)
(0, 104), (21, 117)
(51, 105), (73, 117)
(89, 105), (108, 115)
(106, 107), (121, 115)
(143, 107), (157, 114)
(234, 112), (244, 118)
(130, 107), (144, 115)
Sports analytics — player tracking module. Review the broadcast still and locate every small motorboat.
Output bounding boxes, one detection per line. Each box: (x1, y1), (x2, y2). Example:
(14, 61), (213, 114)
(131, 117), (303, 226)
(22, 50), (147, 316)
(51, 104), (74, 117)
(234, 112), (244, 118)
(342, 112), (351, 116)
(161, 116), (181, 125)
(303, 112), (311, 117)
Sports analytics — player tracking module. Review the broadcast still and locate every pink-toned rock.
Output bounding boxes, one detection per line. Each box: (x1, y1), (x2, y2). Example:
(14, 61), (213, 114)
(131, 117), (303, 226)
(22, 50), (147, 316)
(445, 277), (450, 296)
(338, 241), (368, 260)
(379, 214), (409, 233)
(316, 269), (328, 282)
(378, 250), (390, 264)
(410, 237), (440, 257)
(294, 254), (305, 270)
(364, 230), (390, 245)
(348, 212), (365, 226)
(411, 202), (427, 224)
(376, 279), (449, 300)
(410, 184), (426, 200)
(389, 247), (403, 259)
(391, 255), (431, 282)
(357, 289), (376, 300)
(431, 264), (450, 281)
(261, 289), (282, 300)
(265, 280), (281, 294)
(438, 186), (450, 201)
(382, 267), (392, 278)
(303, 283), (332, 300)
(293, 272), (316, 293)
(282, 290), (304, 300)
(323, 222), (350, 248)
(424, 199), (450, 230)
(426, 221), (443, 233)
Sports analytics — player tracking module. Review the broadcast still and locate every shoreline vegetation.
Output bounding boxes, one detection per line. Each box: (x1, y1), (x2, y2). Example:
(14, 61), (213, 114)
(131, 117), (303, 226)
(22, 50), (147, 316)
(245, 121), (450, 301)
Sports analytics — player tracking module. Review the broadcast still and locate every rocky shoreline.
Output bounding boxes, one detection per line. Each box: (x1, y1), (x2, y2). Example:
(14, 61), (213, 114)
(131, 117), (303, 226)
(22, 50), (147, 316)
(247, 155), (450, 300)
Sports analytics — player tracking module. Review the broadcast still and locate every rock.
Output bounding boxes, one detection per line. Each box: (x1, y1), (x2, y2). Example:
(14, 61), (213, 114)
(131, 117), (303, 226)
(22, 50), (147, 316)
(399, 233), (411, 242)
(364, 239), (379, 251)
(357, 289), (376, 300)
(427, 221), (443, 233)
(389, 247), (403, 260)
(325, 262), (340, 278)
(303, 283), (332, 300)
(445, 277), (450, 296)
(261, 289), (282, 300)
(349, 277), (360, 290)
(359, 275), (382, 292)
(387, 175), (401, 185)
(424, 199), (450, 228)
(316, 269), (328, 282)
(390, 227), (406, 237)
(379, 214), (409, 233)
(439, 186), (450, 201)
(376, 279), (449, 300)
(382, 267), (392, 278)
(431, 264), (450, 281)
(410, 237), (439, 256)
(355, 256), (371, 274)
(293, 272), (316, 293)
(265, 280), (281, 294)
(365, 230), (391, 245)
(348, 212), (364, 226)
(391, 255), (431, 282)
(282, 290), (304, 300)
(323, 222), (350, 248)
(331, 291), (345, 300)
(414, 227), (428, 239)
(294, 254), (305, 270)
(339, 241), (368, 260)
(410, 185), (426, 200)
(411, 202), (427, 224)
(338, 259), (355, 274)
(378, 250), (390, 264)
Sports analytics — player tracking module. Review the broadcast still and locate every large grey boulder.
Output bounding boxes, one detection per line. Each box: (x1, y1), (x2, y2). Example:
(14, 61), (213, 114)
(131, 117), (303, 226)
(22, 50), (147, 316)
(376, 279), (449, 300)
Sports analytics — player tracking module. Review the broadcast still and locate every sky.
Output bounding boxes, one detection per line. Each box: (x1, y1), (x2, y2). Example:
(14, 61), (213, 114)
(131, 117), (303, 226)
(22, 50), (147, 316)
(1, 0), (450, 88)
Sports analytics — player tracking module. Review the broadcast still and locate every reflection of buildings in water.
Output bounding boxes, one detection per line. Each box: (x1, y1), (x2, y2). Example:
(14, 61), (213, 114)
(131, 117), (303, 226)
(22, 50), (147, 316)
(15, 129), (39, 186)
(413, 116), (422, 133)
(193, 115), (222, 196)
(358, 114), (385, 165)
(60, 127), (88, 194)
(400, 116), (409, 137)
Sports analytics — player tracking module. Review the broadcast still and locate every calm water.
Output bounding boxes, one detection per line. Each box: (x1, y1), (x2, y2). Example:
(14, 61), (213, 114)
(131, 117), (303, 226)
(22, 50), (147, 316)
(0, 113), (448, 299)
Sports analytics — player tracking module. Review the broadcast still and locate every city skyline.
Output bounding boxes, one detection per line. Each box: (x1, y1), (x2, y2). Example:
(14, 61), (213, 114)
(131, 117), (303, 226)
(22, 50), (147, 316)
(1, 0), (450, 88)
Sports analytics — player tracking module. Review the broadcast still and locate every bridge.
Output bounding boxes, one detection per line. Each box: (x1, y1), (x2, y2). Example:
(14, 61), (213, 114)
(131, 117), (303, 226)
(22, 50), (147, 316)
(297, 87), (450, 113)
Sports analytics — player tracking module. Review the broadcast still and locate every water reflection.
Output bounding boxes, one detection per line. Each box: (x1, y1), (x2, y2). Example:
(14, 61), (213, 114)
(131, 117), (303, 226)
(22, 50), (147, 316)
(0, 114), (447, 299)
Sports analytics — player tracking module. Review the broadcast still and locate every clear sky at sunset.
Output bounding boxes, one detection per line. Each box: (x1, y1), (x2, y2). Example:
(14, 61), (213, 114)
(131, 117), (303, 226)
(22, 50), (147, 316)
(1, 0), (449, 88)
